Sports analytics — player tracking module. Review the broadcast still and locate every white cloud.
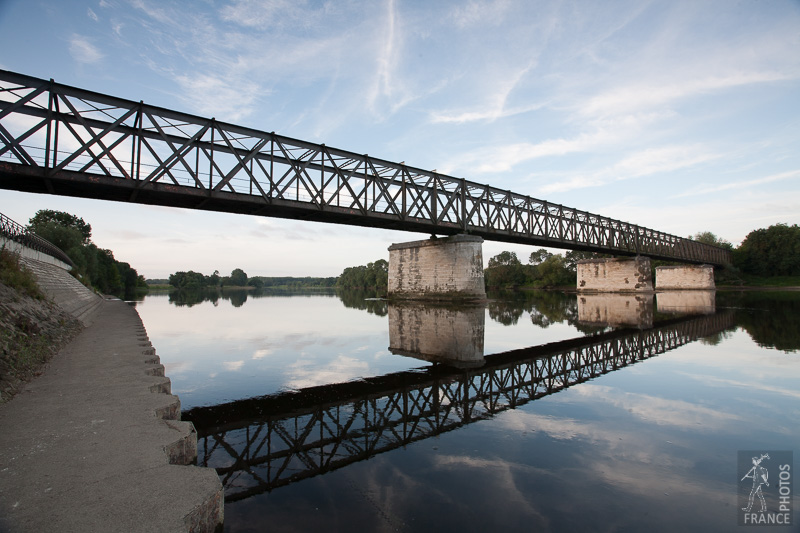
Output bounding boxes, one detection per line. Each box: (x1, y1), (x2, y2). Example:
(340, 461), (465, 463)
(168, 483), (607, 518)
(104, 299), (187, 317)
(87, 7), (99, 22)
(579, 71), (798, 120)
(541, 144), (721, 194)
(670, 169), (800, 199)
(173, 73), (261, 122)
(68, 35), (104, 64)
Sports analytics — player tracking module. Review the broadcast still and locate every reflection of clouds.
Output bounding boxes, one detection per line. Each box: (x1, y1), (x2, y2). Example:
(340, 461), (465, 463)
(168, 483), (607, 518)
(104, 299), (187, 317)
(573, 384), (741, 428)
(163, 360), (193, 374)
(285, 355), (369, 389)
(491, 410), (733, 518)
(432, 455), (543, 518)
(223, 360), (244, 371)
(678, 373), (800, 400)
(252, 348), (272, 360)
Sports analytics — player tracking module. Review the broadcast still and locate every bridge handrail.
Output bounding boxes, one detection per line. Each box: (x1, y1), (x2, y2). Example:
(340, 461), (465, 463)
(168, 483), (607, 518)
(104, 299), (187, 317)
(0, 69), (732, 265)
(0, 212), (75, 268)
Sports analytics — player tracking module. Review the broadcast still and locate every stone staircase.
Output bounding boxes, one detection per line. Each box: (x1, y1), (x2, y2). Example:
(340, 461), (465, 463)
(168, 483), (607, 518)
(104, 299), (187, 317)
(19, 257), (103, 326)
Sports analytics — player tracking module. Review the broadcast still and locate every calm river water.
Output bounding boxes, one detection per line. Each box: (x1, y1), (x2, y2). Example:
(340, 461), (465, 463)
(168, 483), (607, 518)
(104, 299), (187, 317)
(131, 289), (799, 533)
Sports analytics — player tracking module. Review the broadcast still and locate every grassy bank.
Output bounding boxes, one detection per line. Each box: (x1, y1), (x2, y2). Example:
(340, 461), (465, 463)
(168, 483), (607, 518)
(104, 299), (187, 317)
(0, 250), (83, 403)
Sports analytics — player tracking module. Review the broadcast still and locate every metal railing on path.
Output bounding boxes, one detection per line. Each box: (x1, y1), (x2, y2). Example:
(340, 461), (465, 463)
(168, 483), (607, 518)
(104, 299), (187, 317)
(0, 211), (74, 267)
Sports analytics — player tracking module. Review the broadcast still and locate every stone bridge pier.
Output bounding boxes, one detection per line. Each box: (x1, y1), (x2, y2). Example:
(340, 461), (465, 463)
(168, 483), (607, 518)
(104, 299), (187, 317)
(388, 235), (486, 301)
(577, 257), (715, 292)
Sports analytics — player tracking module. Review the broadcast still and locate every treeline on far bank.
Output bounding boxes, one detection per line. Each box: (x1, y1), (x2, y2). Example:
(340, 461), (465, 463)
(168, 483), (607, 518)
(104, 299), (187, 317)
(163, 268), (336, 290)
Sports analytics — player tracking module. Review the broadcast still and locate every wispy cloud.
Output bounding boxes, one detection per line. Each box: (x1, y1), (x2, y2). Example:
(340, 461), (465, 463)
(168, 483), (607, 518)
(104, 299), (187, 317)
(69, 34), (104, 63)
(450, 0), (513, 29)
(541, 144), (721, 194)
(173, 73), (261, 122)
(670, 169), (800, 199)
(429, 63), (544, 124)
(579, 71), (798, 120)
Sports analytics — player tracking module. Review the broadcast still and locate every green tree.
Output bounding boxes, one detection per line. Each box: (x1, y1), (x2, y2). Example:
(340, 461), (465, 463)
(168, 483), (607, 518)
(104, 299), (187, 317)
(486, 251), (525, 287)
(691, 231), (733, 250)
(537, 254), (574, 287)
(27, 210), (145, 297)
(168, 270), (207, 289)
(28, 209), (92, 244)
(229, 268), (248, 287)
(336, 259), (388, 290)
(528, 249), (552, 266)
(735, 223), (800, 276)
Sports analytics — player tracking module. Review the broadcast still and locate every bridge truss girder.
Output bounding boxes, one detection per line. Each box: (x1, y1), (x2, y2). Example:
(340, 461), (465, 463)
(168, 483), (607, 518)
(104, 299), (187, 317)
(0, 69), (731, 264)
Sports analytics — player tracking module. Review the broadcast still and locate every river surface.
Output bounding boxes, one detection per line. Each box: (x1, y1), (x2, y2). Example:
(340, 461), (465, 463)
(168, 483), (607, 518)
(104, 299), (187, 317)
(131, 289), (799, 533)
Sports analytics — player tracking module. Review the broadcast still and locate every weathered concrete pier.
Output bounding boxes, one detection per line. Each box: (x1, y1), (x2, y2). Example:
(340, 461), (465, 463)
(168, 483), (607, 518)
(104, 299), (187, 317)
(577, 256), (654, 292)
(655, 264), (715, 290)
(0, 259), (223, 532)
(577, 257), (716, 292)
(387, 235), (486, 301)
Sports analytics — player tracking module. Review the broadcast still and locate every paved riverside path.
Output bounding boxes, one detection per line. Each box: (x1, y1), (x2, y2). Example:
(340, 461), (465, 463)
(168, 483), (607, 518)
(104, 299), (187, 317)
(0, 297), (223, 532)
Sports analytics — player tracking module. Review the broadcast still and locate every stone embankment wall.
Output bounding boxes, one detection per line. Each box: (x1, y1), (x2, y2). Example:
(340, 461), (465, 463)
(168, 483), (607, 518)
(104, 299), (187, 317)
(18, 256), (103, 325)
(0, 257), (223, 532)
(388, 235), (486, 300)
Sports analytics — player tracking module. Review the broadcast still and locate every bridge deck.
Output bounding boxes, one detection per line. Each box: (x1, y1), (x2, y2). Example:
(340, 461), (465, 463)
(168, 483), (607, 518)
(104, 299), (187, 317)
(0, 69), (731, 265)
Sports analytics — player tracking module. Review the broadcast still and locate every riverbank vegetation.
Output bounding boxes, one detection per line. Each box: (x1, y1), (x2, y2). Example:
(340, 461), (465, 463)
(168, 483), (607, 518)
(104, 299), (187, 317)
(0, 251), (82, 403)
(336, 259), (388, 290)
(26, 210), (148, 298)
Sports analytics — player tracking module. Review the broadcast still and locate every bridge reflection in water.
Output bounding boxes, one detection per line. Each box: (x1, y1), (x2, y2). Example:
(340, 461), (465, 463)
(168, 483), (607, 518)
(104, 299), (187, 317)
(185, 294), (734, 503)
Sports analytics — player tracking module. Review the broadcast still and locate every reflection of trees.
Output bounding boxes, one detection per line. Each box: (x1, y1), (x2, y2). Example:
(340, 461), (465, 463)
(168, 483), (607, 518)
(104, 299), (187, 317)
(167, 287), (338, 307)
(485, 290), (605, 331)
(169, 288), (220, 307)
(487, 293), (527, 325)
(336, 288), (388, 316)
(719, 291), (800, 352)
(222, 289), (248, 308)
(699, 331), (734, 346)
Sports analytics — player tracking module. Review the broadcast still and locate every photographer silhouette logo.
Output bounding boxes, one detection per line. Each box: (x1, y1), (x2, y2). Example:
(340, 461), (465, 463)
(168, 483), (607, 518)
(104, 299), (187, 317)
(738, 450), (793, 526)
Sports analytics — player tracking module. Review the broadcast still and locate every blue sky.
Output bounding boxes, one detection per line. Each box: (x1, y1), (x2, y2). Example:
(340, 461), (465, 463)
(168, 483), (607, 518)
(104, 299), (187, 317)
(1, 0), (799, 279)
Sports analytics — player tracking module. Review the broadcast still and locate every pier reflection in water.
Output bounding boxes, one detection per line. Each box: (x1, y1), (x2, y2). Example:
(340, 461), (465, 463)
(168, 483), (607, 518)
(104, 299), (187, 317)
(388, 302), (485, 368)
(657, 290), (716, 315)
(186, 296), (733, 503)
(577, 293), (654, 329)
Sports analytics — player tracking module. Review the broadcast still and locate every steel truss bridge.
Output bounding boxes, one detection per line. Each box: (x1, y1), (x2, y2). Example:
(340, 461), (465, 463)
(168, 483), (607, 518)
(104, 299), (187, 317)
(0, 70), (730, 265)
(185, 311), (735, 502)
